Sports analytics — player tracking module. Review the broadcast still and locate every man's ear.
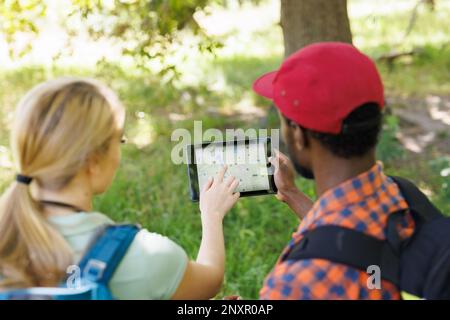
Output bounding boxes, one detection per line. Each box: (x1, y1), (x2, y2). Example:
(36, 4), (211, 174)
(292, 125), (306, 151)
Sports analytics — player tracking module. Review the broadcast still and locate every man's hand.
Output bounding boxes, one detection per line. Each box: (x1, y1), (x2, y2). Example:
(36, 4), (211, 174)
(270, 149), (298, 202)
(270, 150), (314, 219)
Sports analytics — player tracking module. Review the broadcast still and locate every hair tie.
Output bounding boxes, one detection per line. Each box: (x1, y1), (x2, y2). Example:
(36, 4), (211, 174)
(16, 174), (33, 185)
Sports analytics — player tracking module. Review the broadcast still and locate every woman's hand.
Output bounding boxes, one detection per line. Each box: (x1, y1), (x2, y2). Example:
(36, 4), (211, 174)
(173, 165), (240, 300)
(200, 165), (240, 223)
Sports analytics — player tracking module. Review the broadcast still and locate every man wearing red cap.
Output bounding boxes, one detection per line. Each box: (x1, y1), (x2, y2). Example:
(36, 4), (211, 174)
(253, 42), (415, 299)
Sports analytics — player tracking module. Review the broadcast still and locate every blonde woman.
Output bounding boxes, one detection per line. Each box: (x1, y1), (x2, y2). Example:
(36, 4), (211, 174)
(0, 78), (240, 299)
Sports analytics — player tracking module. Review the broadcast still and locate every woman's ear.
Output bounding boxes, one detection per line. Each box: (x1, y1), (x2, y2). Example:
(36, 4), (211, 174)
(85, 153), (101, 178)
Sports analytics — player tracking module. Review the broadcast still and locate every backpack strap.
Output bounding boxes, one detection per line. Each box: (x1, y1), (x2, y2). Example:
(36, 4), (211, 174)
(283, 177), (443, 288)
(282, 222), (401, 286)
(0, 224), (141, 301)
(0, 285), (98, 300)
(77, 224), (141, 285)
(389, 176), (442, 223)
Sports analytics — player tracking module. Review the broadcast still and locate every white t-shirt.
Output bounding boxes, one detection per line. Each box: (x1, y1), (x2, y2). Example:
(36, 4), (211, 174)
(48, 212), (188, 300)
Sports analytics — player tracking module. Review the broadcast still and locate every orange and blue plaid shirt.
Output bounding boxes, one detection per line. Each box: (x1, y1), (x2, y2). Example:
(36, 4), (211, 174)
(260, 162), (415, 300)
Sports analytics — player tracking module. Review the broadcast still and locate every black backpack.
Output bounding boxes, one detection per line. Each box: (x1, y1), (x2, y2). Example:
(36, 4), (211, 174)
(282, 176), (450, 299)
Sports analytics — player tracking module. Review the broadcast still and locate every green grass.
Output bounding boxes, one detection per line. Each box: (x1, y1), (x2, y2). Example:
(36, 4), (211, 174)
(0, 63), (448, 299)
(0, 1), (449, 299)
(95, 137), (305, 298)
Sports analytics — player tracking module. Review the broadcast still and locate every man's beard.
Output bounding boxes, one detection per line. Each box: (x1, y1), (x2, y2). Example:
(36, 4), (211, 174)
(292, 159), (315, 180)
(285, 133), (315, 179)
(286, 147), (315, 180)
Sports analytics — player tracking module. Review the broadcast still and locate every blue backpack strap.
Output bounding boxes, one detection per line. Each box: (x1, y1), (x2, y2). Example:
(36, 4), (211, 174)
(0, 285), (97, 300)
(0, 224), (140, 301)
(77, 224), (141, 285)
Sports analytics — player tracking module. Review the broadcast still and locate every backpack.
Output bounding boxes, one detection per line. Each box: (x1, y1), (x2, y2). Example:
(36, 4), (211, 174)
(0, 224), (140, 300)
(282, 176), (450, 300)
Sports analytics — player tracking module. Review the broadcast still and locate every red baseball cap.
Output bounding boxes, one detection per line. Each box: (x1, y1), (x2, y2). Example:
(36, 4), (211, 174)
(253, 42), (384, 134)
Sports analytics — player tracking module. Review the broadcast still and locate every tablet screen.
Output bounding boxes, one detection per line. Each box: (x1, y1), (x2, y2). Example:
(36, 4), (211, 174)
(187, 138), (276, 201)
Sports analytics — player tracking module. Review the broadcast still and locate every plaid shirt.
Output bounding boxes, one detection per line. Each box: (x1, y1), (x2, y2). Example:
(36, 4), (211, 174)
(260, 162), (415, 300)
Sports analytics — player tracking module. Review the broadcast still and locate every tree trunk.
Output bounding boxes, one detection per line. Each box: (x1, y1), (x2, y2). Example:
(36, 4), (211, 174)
(280, 0), (353, 57)
(266, 0), (353, 152)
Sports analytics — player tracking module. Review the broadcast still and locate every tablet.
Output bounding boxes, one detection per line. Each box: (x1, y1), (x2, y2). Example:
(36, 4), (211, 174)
(186, 137), (277, 201)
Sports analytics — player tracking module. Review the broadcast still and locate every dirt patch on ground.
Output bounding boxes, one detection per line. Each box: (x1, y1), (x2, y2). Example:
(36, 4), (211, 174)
(163, 94), (450, 163)
(387, 94), (450, 158)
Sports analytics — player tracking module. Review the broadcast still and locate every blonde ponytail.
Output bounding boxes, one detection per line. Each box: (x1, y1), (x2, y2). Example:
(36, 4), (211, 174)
(0, 182), (73, 287)
(0, 78), (125, 288)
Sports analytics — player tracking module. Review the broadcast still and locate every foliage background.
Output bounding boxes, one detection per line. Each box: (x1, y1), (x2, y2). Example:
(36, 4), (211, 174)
(0, 0), (449, 298)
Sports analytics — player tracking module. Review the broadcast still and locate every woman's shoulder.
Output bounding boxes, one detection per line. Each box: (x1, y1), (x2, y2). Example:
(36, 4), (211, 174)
(109, 228), (188, 300)
(130, 229), (187, 260)
(50, 211), (188, 299)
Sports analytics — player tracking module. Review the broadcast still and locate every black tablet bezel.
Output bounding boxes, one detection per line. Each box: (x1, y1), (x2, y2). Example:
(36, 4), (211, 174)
(186, 137), (277, 202)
